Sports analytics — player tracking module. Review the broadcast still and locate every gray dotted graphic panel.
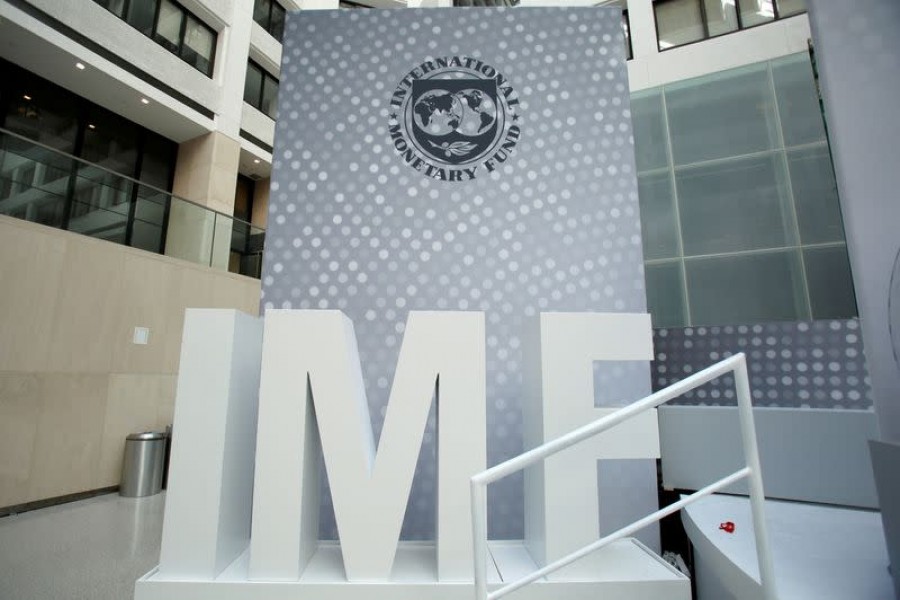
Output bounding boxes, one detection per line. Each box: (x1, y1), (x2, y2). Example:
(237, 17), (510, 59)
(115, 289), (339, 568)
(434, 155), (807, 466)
(653, 319), (873, 409)
(263, 7), (647, 540)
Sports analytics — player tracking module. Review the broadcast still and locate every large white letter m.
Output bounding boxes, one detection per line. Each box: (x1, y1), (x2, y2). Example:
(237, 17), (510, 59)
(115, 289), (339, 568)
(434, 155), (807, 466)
(248, 310), (486, 583)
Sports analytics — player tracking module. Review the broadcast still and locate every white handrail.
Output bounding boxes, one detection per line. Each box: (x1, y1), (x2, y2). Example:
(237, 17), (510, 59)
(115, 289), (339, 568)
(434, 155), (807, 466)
(470, 352), (778, 600)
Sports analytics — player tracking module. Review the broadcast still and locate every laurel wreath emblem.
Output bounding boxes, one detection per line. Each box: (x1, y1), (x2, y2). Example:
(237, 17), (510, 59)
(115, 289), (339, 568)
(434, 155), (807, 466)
(428, 140), (477, 158)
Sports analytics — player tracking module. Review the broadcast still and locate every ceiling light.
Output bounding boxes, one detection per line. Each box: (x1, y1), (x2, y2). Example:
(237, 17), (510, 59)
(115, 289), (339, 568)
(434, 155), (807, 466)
(76, 62), (85, 70)
(253, 159), (260, 164)
(88, 124), (96, 130)
(23, 94), (32, 100)
(140, 97), (150, 105)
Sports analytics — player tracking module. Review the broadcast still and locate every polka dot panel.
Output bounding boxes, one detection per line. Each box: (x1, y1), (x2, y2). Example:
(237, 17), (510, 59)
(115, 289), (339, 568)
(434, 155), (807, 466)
(263, 7), (646, 541)
(652, 320), (873, 410)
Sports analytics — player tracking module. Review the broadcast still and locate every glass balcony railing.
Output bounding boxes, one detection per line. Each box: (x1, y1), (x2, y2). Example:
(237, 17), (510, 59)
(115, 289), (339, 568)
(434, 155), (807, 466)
(0, 127), (265, 278)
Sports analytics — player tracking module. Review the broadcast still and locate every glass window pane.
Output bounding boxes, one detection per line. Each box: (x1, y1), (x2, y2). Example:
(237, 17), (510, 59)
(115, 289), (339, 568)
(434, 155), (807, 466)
(262, 76), (279, 119)
(665, 63), (779, 165)
(253, 0), (272, 27)
(638, 172), (679, 259)
(126, 0), (159, 36)
(772, 53), (826, 146)
(655, 0), (705, 50)
(677, 154), (794, 255)
(96, 0), (127, 18)
(804, 245), (858, 319)
(244, 63), (263, 107)
(270, 3), (286, 41)
(787, 145), (845, 244)
(740, 0), (776, 27)
(81, 108), (140, 177)
(182, 16), (215, 75)
(631, 90), (669, 172)
(3, 75), (78, 153)
(686, 251), (808, 325)
(703, 0), (739, 36)
(646, 261), (687, 327)
(139, 133), (176, 190)
(155, 0), (184, 53)
(776, 0), (806, 17)
(131, 191), (167, 253)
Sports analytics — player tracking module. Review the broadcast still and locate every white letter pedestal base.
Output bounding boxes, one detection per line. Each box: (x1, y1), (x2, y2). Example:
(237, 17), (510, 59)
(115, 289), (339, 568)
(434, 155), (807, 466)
(136, 538), (689, 600)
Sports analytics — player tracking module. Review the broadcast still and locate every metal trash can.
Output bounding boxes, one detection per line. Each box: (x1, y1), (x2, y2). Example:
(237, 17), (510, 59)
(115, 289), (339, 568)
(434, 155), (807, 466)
(120, 431), (166, 498)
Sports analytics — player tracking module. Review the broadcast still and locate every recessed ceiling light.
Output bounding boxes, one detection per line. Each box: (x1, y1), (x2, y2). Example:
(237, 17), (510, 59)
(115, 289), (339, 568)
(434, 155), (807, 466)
(253, 159), (260, 164)
(23, 94), (31, 100)
(140, 97), (150, 105)
(75, 62), (86, 70)
(88, 124), (96, 130)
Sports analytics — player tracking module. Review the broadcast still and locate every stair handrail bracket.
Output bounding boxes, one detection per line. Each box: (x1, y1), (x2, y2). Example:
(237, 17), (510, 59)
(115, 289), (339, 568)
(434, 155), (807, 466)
(470, 352), (778, 600)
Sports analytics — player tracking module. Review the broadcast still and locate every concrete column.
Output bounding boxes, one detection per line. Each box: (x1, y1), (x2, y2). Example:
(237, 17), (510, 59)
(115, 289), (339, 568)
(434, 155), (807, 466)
(168, 132), (241, 270)
(627, 0), (660, 61)
(172, 131), (241, 215)
(218, 0), (255, 139)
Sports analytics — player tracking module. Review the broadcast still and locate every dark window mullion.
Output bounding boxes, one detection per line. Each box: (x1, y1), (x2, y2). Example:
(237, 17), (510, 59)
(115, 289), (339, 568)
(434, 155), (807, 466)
(62, 102), (89, 231)
(177, 6), (188, 57)
(267, 0), (275, 34)
(124, 129), (146, 247)
(697, 0), (710, 39)
(734, 0), (745, 29)
(772, 0), (780, 20)
(151, 0), (163, 44)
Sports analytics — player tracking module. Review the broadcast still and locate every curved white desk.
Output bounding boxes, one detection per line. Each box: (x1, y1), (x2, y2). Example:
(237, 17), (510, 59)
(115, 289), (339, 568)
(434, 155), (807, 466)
(682, 494), (894, 600)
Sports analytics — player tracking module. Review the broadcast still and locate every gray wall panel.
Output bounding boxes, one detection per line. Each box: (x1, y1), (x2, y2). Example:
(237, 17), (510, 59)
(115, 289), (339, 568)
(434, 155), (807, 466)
(659, 405), (879, 508)
(808, 0), (900, 441)
(262, 7), (654, 541)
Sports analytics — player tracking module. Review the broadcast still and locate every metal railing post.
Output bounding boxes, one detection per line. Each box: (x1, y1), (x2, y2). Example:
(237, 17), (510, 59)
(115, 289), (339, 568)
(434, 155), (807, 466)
(734, 356), (779, 600)
(471, 480), (488, 600)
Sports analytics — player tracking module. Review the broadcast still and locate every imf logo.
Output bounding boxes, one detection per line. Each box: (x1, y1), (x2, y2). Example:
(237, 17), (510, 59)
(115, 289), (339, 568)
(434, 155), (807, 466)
(389, 57), (521, 182)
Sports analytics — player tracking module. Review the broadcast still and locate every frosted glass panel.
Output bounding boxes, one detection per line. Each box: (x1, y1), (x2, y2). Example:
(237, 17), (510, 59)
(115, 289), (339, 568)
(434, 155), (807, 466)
(646, 262), (687, 327)
(666, 65), (779, 165)
(788, 145), (845, 244)
(677, 154), (794, 255)
(655, 0), (704, 49)
(740, 0), (776, 27)
(772, 54), (827, 146)
(632, 52), (855, 327)
(704, 0), (739, 36)
(686, 251), (807, 324)
(631, 91), (669, 172)
(638, 172), (679, 260)
(805, 246), (858, 319)
(776, 0), (805, 17)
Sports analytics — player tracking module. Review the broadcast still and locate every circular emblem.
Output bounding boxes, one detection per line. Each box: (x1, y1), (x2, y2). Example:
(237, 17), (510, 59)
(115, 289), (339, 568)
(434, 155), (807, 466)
(388, 56), (521, 182)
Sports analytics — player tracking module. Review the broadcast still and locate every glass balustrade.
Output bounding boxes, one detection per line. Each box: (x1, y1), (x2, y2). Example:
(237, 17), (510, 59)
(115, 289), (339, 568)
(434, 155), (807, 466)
(0, 127), (265, 278)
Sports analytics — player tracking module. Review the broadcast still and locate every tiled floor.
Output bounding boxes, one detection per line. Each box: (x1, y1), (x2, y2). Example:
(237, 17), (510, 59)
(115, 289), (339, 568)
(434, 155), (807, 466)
(0, 493), (165, 600)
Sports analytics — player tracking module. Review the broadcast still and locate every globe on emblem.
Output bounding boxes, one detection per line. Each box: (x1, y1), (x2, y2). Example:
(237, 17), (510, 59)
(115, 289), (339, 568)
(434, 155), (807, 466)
(413, 90), (464, 136)
(455, 89), (497, 137)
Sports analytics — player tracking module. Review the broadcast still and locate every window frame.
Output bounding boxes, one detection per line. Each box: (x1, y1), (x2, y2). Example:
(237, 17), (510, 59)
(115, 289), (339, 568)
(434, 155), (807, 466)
(653, 0), (805, 53)
(244, 60), (280, 120)
(92, 0), (217, 77)
(253, 0), (288, 42)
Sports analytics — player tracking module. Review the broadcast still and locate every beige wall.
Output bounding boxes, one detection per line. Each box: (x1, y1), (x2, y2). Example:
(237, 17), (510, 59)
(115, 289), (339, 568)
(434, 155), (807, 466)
(0, 216), (261, 508)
